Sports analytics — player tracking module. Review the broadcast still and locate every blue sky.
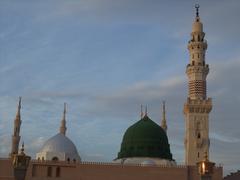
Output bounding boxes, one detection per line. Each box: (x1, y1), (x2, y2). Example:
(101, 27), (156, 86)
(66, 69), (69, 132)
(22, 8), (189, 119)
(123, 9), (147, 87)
(0, 0), (240, 176)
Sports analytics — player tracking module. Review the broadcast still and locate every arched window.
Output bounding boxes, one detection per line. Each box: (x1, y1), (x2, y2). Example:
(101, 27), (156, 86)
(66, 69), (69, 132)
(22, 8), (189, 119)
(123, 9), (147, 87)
(56, 167), (61, 177)
(67, 158), (70, 163)
(47, 167), (52, 177)
(52, 157), (59, 161)
(197, 133), (201, 139)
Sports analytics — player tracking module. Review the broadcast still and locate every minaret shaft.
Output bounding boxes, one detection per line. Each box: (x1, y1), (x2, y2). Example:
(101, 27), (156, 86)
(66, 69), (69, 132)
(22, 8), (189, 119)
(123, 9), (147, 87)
(184, 6), (212, 166)
(10, 97), (22, 157)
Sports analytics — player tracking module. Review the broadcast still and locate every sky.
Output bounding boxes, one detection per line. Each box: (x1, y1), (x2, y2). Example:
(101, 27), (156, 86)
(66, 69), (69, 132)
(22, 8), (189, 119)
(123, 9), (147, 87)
(0, 0), (240, 176)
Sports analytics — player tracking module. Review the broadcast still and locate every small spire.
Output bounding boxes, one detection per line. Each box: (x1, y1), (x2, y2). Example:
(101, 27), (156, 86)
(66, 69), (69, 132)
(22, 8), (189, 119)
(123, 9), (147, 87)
(161, 101), (167, 133)
(60, 103), (67, 135)
(18, 97), (22, 110)
(145, 105), (148, 116)
(16, 97), (22, 118)
(10, 97), (22, 157)
(140, 104), (144, 119)
(195, 4), (200, 18)
(63, 102), (66, 119)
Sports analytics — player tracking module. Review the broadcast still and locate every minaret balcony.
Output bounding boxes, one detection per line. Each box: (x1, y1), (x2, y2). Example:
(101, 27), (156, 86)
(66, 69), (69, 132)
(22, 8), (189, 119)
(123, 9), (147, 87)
(184, 98), (212, 114)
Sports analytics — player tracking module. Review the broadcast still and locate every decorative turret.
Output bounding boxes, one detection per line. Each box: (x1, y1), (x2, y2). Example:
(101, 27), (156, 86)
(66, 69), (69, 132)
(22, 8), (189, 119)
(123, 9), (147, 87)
(10, 97), (22, 157)
(184, 5), (212, 166)
(161, 101), (167, 133)
(12, 142), (31, 180)
(59, 103), (67, 135)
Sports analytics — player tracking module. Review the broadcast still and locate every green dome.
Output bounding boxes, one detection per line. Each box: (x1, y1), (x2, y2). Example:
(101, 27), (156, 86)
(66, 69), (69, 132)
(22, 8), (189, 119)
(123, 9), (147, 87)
(117, 115), (173, 160)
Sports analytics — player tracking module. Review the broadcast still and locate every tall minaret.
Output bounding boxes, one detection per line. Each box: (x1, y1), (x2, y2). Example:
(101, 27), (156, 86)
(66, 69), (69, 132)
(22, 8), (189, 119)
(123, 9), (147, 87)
(59, 103), (67, 135)
(184, 5), (212, 165)
(161, 101), (167, 133)
(10, 97), (22, 157)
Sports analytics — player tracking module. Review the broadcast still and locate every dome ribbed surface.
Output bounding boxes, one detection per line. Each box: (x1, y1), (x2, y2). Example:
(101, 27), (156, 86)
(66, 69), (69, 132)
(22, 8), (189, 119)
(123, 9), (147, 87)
(117, 115), (172, 160)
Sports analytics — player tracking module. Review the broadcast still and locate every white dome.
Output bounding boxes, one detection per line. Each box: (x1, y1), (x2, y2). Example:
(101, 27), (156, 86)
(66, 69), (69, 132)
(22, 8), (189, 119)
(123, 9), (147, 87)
(37, 133), (81, 162)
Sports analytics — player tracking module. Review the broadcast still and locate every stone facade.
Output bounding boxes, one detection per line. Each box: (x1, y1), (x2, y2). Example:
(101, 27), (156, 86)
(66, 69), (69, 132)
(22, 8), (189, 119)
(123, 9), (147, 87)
(0, 158), (223, 180)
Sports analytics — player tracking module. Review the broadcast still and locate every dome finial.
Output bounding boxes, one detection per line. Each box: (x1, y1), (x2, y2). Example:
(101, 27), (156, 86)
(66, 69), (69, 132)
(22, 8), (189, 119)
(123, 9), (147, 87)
(161, 101), (167, 133)
(60, 103), (67, 135)
(140, 104), (144, 119)
(195, 4), (200, 18)
(145, 105), (148, 116)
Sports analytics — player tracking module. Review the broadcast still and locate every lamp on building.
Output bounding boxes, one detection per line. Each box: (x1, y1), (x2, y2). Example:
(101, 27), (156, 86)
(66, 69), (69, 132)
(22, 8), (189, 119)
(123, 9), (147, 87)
(12, 143), (31, 180)
(197, 152), (215, 180)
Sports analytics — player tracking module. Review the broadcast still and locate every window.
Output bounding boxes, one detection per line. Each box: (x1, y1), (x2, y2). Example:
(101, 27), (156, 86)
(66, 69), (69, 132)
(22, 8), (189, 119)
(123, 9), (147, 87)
(198, 152), (200, 158)
(52, 157), (59, 161)
(198, 133), (201, 139)
(56, 167), (61, 177)
(47, 167), (52, 177)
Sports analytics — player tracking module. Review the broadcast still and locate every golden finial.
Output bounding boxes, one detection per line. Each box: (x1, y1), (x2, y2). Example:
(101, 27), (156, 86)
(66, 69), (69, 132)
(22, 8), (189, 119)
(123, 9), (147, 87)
(161, 101), (167, 132)
(140, 104), (143, 119)
(195, 4), (200, 17)
(145, 105), (148, 116)
(162, 101), (166, 117)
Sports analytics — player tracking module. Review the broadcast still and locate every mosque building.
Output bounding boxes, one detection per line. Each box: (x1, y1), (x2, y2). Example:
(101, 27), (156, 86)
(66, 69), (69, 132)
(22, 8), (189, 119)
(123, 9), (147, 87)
(0, 5), (225, 180)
